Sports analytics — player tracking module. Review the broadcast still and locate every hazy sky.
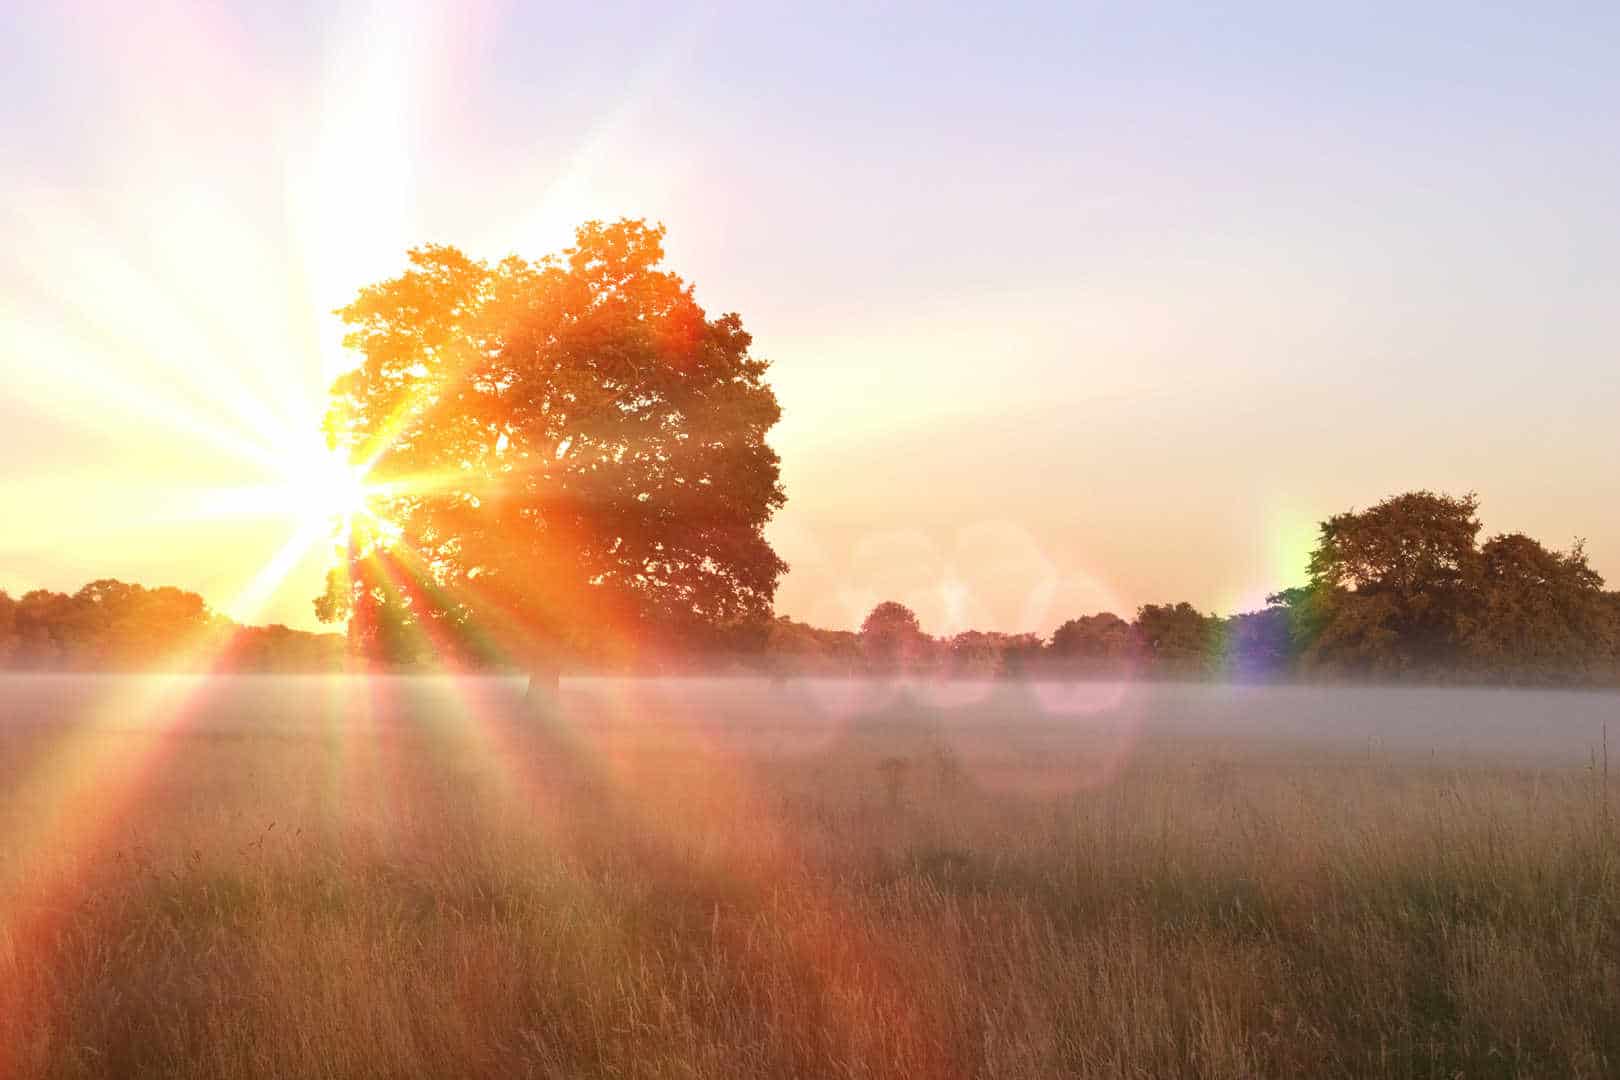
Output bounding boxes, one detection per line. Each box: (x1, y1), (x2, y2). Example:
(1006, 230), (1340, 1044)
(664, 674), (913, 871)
(3, 1), (1618, 635)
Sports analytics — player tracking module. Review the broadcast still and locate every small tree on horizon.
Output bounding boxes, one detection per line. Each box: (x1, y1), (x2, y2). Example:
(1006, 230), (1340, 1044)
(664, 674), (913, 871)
(1050, 612), (1137, 667)
(860, 601), (929, 671)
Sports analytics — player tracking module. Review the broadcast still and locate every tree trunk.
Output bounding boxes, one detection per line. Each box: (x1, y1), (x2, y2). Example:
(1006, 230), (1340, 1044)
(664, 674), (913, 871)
(525, 659), (561, 714)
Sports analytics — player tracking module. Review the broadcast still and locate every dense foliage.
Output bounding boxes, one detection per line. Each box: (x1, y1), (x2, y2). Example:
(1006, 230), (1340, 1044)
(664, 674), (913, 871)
(0, 580), (343, 672)
(779, 491), (1620, 686)
(6, 492), (1617, 683)
(316, 220), (787, 677)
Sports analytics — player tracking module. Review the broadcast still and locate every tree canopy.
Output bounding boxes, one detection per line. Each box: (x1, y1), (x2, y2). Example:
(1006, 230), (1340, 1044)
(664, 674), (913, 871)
(859, 601), (928, 667)
(6, 491), (1614, 685)
(1050, 612), (1135, 663)
(1462, 534), (1615, 680)
(1300, 491), (1482, 673)
(316, 220), (788, 671)
(1272, 491), (1618, 682)
(0, 580), (342, 672)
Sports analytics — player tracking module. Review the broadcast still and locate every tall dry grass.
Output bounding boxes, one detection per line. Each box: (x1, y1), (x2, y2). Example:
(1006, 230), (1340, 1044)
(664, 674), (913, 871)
(0, 676), (1615, 1078)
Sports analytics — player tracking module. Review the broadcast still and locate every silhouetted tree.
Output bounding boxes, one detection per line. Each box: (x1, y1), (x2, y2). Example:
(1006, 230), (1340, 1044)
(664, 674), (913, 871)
(1301, 491), (1483, 676)
(0, 591), (16, 666)
(217, 622), (346, 673)
(69, 580), (209, 667)
(13, 589), (71, 665)
(0, 580), (213, 669)
(945, 630), (1004, 676)
(1462, 534), (1615, 682)
(940, 630), (1039, 677)
(1606, 592), (1620, 676)
(318, 541), (436, 669)
(1004, 633), (1046, 676)
(766, 616), (861, 675)
(860, 601), (930, 671)
(1263, 585), (1322, 656)
(1223, 605), (1296, 680)
(1049, 612), (1137, 671)
(1135, 602), (1222, 674)
(317, 220), (788, 699)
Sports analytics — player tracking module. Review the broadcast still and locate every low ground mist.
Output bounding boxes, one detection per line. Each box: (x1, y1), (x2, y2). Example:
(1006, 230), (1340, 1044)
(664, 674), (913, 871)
(1, 675), (1616, 1077)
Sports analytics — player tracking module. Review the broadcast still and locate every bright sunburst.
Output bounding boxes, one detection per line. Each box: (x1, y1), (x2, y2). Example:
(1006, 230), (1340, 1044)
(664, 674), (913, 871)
(0, 2), (692, 635)
(296, 450), (377, 534)
(190, 446), (378, 529)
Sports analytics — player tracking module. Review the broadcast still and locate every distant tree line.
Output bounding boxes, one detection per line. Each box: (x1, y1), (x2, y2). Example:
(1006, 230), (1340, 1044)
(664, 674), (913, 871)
(764, 492), (1620, 687)
(0, 579), (345, 673)
(4, 492), (1617, 685)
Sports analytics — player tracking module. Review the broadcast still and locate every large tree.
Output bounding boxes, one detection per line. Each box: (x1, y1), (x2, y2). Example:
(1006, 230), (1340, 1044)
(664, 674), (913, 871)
(1462, 533), (1615, 682)
(1300, 490), (1483, 675)
(316, 220), (788, 693)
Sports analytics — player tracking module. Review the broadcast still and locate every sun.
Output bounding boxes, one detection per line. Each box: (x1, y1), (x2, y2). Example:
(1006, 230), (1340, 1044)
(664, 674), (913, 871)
(276, 446), (392, 549)
(173, 443), (397, 625)
(302, 451), (371, 522)
(257, 440), (396, 550)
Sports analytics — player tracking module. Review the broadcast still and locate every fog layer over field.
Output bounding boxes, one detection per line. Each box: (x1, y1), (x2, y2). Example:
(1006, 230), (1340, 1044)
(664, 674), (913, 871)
(4, 675), (1614, 768)
(1, 673), (1618, 1077)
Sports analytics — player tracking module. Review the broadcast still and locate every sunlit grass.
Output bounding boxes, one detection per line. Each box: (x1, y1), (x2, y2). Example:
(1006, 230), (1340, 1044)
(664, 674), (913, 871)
(0, 677), (1616, 1078)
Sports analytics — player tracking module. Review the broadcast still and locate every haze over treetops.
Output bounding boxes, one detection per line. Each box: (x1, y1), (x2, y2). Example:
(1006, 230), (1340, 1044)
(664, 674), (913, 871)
(3, 3), (1617, 632)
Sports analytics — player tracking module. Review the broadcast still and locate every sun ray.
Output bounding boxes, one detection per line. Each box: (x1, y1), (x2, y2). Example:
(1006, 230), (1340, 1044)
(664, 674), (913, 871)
(0, 303), (287, 476)
(0, 622), (292, 1073)
(0, 195), (304, 455)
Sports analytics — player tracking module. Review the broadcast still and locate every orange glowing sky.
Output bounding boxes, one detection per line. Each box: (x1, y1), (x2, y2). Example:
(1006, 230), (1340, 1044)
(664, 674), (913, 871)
(3, 2), (1618, 636)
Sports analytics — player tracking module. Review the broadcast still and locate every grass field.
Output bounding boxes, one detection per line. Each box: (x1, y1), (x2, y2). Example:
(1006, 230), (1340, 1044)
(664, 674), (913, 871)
(1, 676), (1617, 1078)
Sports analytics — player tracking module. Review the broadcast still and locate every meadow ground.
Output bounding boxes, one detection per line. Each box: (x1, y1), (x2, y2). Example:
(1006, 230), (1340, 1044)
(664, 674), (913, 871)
(0, 675), (1617, 1078)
